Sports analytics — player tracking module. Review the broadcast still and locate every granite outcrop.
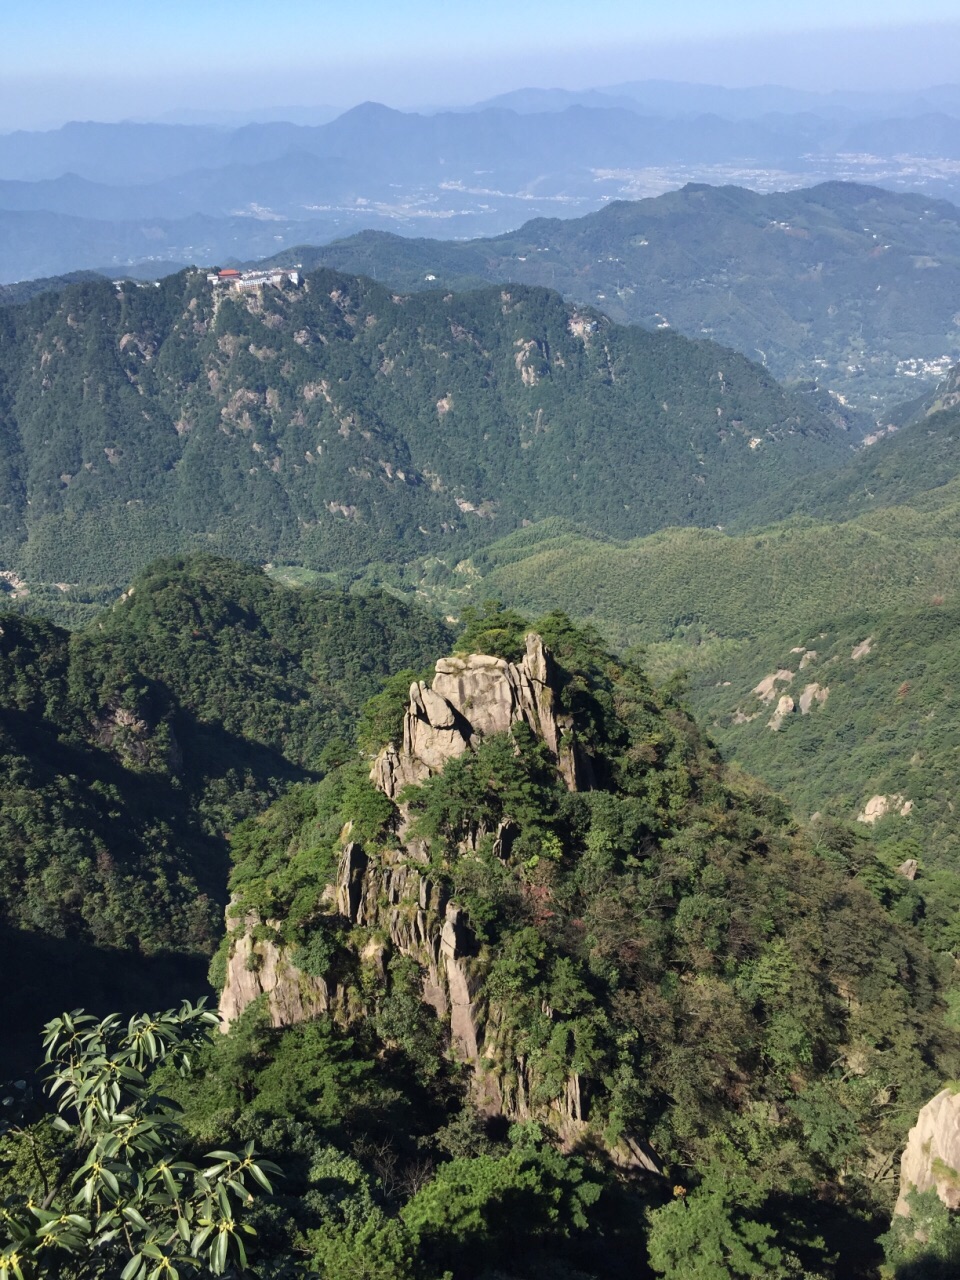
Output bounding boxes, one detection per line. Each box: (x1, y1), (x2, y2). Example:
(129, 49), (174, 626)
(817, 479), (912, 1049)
(217, 634), (624, 1151)
(895, 1087), (960, 1219)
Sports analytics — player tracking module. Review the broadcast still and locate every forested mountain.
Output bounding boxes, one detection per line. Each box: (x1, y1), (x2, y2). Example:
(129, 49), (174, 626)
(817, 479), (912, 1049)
(6, 173), (960, 416)
(0, 267), (852, 593)
(148, 612), (960, 1276)
(0, 555), (449, 1066)
(268, 182), (960, 411)
(0, 268), (105, 306)
(755, 362), (960, 522)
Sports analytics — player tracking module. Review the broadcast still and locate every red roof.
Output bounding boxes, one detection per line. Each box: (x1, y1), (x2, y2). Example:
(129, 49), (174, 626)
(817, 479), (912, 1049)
(218, 269), (240, 278)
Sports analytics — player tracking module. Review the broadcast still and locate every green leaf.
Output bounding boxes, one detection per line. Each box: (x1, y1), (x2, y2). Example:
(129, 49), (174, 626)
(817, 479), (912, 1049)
(247, 1164), (273, 1192)
(122, 1206), (151, 1232)
(211, 1230), (228, 1275)
(121, 1255), (146, 1280)
(232, 1232), (248, 1270)
(191, 1226), (213, 1256)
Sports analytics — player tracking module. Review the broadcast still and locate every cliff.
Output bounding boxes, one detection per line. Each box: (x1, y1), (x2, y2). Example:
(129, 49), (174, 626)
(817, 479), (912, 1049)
(218, 631), (613, 1147)
(371, 632), (588, 800)
(895, 1087), (960, 1218)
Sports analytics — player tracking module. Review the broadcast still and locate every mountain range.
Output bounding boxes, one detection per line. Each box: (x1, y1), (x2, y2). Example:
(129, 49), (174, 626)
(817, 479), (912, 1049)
(4, 85), (960, 283)
(6, 118), (960, 1272)
(7, 180), (960, 413)
(263, 181), (960, 412)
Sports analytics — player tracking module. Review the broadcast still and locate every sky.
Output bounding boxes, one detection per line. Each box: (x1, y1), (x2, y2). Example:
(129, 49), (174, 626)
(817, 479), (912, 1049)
(2, 0), (960, 129)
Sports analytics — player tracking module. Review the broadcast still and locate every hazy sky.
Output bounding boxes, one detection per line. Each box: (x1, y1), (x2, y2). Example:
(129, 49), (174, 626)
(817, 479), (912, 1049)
(2, 0), (960, 129)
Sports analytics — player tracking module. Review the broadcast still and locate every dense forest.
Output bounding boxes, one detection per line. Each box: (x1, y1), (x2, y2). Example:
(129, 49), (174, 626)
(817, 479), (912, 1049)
(0, 555), (450, 1066)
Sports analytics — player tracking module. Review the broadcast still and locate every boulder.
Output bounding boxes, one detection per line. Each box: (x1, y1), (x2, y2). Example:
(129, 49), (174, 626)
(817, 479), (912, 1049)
(768, 694), (795, 730)
(753, 669), (794, 703)
(858, 794), (914, 824)
(798, 682), (829, 714)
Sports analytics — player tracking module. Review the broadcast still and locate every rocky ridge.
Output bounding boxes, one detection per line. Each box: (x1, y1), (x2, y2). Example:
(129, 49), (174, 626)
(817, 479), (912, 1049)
(217, 633), (635, 1151)
(371, 632), (587, 800)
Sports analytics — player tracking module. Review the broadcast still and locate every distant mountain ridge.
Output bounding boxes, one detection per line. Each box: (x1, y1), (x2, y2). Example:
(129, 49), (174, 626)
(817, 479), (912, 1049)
(3, 90), (960, 284)
(471, 78), (960, 119)
(258, 181), (960, 411)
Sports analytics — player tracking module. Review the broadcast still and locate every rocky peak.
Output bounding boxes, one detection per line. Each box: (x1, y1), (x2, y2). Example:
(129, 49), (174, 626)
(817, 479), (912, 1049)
(371, 632), (588, 799)
(216, 630), (624, 1152)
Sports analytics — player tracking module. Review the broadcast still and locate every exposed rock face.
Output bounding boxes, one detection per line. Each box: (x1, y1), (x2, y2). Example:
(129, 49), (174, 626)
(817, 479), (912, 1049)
(753, 670), (794, 703)
(798, 682), (829, 714)
(218, 632), (602, 1145)
(749, 664), (828, 729)
(897, 858), (919, 880)
(895, 1088), (960, 1217)
(218, 905), (354, 1028)
(768, 694), (795, 731)
(858, 793), (914, 824)
(372, 633), (588, 798)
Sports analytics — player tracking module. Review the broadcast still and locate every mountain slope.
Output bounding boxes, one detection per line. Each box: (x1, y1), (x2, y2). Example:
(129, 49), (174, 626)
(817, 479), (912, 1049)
(448, 480), (960, 649)
(271, 182), (960, 411)
(750, 360), (960, 523)
(0, 268), (851, 589)
(0, 555), (450, 1062)
(205, 610), (958, 1277)
(682, 601), (960, 910)
(420, 477), (960, 930)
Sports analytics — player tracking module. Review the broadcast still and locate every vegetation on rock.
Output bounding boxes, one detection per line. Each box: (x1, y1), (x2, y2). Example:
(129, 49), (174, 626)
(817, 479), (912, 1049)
(207, 611), (959, 1277)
